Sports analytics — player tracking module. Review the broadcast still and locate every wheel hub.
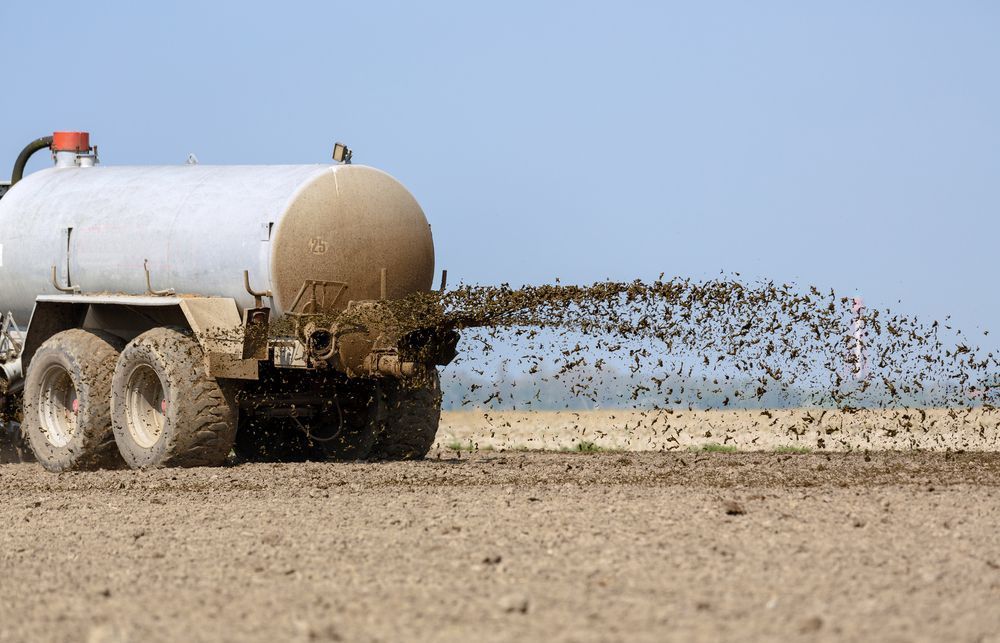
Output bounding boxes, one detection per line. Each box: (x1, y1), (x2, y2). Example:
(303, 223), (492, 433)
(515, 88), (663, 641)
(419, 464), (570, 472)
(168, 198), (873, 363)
(38, 365), (78, 448)
(124, 365), (166, 449)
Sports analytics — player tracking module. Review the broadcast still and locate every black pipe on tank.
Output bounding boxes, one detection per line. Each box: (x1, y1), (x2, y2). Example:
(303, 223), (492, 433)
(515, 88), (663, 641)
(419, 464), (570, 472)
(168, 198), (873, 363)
(10, 136), (53, 187)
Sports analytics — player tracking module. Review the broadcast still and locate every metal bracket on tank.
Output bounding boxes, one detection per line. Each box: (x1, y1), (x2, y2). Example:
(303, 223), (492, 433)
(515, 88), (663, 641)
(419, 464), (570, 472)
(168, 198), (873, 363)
(50, 266), (80, 294)
(243, 270), (272, 308)
(144, 260), (175, 296)
(286, 279), (348, 316)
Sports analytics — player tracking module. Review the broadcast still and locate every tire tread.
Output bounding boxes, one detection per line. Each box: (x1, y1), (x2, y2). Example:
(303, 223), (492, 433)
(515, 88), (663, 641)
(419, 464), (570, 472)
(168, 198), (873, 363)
(370, 372), (442, 460)
(22, 328), (125, 471)
(112, 327), (235, 468)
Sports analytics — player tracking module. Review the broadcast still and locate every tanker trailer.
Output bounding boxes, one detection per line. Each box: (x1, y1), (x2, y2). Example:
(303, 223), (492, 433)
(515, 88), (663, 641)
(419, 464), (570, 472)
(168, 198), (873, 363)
(0, 132), (457, 471)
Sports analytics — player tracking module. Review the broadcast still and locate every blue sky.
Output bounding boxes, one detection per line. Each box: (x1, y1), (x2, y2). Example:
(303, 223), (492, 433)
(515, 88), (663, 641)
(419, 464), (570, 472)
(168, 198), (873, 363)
(2, 1), (998, 348)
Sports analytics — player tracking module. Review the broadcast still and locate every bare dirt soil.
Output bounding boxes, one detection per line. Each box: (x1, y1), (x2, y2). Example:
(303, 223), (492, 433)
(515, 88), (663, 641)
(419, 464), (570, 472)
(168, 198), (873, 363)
(437, 408), (1000, 452)
(1, 451), (999, 642)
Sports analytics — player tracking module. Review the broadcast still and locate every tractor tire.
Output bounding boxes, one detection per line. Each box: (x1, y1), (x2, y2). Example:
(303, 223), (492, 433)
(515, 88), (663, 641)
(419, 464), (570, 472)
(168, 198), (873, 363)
(21, 329), (125, 472)
(111, 327), (236, 468)
(370, 371), (442, 460)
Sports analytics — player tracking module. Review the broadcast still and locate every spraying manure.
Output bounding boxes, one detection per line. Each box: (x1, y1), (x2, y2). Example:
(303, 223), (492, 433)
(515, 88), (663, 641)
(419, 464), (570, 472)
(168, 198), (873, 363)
(310, 276), (999, 451)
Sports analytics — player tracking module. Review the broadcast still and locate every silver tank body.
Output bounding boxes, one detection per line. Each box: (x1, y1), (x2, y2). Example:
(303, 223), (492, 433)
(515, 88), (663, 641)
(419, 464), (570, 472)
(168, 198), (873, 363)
(0, 164), (435, 325)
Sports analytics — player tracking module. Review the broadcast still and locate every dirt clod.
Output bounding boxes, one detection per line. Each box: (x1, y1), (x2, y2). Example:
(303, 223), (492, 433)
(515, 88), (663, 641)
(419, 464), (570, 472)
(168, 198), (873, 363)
(723, 499), (746, 515)
(499, 594), (530, 614)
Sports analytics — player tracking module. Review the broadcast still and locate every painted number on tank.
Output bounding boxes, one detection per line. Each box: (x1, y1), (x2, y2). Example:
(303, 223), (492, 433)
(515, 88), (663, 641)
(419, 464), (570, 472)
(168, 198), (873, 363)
(308, 237), (329, 255)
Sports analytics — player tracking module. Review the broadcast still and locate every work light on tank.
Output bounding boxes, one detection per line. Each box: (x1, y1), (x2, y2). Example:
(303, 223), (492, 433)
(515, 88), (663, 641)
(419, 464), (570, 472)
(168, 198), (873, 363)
(332, 142), (353, 164)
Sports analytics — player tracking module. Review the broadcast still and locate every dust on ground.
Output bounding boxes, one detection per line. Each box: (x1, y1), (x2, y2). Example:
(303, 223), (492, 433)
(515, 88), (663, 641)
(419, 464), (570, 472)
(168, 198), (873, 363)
(436, 408), (1000, 452)
(2, 451), (998, 642)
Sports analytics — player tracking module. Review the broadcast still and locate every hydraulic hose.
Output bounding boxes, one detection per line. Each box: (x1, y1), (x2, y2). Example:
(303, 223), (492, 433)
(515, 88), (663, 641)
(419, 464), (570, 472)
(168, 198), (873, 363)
(10, 136), (53, 187)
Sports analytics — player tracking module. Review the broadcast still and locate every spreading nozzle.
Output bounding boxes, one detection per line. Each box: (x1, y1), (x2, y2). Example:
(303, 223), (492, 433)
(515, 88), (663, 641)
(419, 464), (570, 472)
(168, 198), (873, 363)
(302, 299), (459, 378)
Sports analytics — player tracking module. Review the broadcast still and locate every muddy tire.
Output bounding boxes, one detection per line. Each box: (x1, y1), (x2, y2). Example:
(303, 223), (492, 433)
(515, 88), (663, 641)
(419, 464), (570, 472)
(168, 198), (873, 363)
(370, 371), (442, 460)
(111, 327), (236, 468)
(21, 329), (125, 472)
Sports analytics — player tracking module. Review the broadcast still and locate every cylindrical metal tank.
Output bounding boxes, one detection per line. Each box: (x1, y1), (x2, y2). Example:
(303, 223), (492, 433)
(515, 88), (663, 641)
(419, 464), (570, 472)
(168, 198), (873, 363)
(0, 163), (435, 324)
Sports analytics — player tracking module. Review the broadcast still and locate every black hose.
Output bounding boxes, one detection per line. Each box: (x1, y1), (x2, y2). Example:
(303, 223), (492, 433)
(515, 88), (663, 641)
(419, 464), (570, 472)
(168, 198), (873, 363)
(10, 136), (53, 187)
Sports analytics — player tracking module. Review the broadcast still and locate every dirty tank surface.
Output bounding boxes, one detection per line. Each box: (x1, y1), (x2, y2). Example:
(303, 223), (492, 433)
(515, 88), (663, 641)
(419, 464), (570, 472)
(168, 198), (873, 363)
(1, 451), (998, 642)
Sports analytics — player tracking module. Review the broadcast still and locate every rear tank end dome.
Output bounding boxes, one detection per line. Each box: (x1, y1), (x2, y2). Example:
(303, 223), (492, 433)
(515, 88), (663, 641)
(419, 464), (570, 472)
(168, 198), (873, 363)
(270, 165), (435, 315)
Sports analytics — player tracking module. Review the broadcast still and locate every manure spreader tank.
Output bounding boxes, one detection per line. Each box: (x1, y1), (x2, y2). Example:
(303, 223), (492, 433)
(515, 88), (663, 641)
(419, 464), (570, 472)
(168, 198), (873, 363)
(0, 132), (457, 471)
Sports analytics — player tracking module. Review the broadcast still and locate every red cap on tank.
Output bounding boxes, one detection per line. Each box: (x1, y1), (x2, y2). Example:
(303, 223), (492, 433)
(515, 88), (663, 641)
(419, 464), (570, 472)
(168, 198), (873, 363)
(51, 131), (91, 152)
